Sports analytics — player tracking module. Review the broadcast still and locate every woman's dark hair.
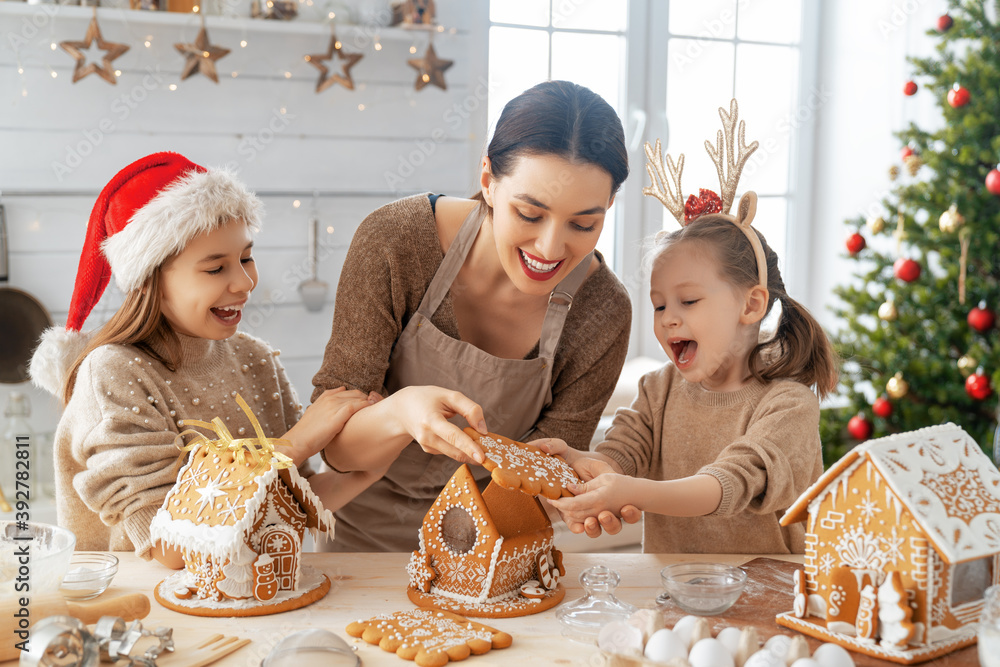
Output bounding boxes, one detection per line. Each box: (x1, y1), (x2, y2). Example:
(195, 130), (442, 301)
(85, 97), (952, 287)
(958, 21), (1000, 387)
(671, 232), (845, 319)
(475, 80), (628, 204)
(650, 216), (839, 399)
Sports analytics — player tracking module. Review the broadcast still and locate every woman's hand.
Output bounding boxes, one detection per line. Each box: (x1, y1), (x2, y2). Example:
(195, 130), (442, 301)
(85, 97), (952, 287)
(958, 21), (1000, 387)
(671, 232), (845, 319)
(550, 474), (642, 537)
(283, 387), (379, 465)
(392, 386), (487, 464)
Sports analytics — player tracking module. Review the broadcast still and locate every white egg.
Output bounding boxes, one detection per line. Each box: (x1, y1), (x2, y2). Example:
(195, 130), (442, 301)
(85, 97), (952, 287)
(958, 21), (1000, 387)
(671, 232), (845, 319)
(764, 634), (792, 660)
(744, 648), (786, 667)
(716, 627), (742, 656)
(598, 621), (643, 656)
(790, 659), (821, 667)
(689, 638), (735, 667)
(645, 628), (688, 663)
(672, 615), (702, 648)
(812, 643), (855, 667)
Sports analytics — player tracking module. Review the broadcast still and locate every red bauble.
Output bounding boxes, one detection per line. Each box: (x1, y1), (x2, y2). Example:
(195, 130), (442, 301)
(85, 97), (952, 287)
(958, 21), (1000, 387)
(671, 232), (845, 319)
(937, 14), (953, 31)
(947, 84), (970, 108)
(846, 232), (866, 255)
(900, 146), (915, 161)
(903, 81), (918, 96)
(893, 257), (921, 283)
(986, 168), (1000, 195)
(968, 301), (996, 332)
(847, 413), (873, 440)
(966, 370), (992, 401)
(872, 396), (893, 419)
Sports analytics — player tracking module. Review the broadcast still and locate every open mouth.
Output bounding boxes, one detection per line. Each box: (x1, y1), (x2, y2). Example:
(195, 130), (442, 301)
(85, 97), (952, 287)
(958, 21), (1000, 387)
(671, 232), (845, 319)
(518, 249), (563, 281)
(669, 339), (697, 367)
(211, 303), (244, 325)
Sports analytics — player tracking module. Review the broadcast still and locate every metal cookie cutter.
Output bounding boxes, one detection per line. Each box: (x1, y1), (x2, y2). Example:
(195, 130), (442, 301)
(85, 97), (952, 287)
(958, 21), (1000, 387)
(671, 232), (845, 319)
(19, 616), (173, 667)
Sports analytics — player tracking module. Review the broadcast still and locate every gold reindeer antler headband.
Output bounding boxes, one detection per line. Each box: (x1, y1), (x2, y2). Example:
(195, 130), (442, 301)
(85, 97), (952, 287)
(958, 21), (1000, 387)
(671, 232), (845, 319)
(642, 99), (767, 288)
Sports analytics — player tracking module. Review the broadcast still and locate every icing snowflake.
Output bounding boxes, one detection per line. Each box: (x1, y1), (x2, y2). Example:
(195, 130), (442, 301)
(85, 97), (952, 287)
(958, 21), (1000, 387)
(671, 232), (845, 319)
(267, 533), (290, 552)
(216, 497), (244, 525)
(818, 552), (837, 575)
(194, 470), (229, 517)
(435, 553), (488, 591)
(880, 526), (905, 566)
(857, 490), (882, 523)
(407, 550), (437, 593)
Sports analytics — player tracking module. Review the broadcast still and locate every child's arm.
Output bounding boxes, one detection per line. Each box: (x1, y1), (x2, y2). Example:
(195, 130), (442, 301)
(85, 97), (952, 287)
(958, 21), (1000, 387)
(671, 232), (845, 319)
(280, 387), (381, 466)
(550, 473), (723, 533)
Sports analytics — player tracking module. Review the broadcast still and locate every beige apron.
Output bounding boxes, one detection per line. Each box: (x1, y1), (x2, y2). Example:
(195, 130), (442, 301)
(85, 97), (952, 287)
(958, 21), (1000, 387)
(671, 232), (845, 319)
(330, 206), (592, 552)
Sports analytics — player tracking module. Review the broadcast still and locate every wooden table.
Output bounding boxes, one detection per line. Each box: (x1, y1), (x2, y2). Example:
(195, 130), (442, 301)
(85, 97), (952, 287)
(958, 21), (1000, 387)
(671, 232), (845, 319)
(5, 553), (801, 667)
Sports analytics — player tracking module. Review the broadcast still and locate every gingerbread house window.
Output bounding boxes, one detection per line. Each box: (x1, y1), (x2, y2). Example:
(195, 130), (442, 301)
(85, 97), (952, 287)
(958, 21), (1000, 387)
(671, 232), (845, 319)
(441, 506), (477, 554)
(951, 556), (992, 607)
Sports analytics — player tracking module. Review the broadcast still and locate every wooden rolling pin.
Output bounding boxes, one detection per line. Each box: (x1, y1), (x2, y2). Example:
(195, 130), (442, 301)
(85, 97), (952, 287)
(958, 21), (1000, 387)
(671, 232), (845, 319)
(0, 592), (150, 662)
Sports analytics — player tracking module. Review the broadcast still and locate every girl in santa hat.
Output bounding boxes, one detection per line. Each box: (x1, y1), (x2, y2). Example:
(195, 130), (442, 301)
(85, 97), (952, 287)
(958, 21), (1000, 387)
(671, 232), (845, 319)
(31, 152), (384, 567)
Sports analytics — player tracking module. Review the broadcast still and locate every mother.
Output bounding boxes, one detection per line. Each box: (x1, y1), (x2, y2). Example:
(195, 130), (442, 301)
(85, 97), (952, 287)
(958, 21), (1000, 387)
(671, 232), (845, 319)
(313, 80), (632, 551)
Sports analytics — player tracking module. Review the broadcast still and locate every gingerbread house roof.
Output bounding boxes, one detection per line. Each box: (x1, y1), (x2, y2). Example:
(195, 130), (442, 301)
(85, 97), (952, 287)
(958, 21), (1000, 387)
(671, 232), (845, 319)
(782, 423), (1000, 564)
(150, 444), (335, 561)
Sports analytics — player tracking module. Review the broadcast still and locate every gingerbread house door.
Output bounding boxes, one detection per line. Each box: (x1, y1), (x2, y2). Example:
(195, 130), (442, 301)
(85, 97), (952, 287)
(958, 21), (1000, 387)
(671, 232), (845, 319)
(260, 526), (297, 590)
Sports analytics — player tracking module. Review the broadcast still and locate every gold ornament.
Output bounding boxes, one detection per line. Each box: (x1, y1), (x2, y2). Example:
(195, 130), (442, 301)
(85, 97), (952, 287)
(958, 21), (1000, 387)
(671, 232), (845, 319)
(305, 33), (363, 93)
(175, 24), (230, 83)
(407, 42), (453, 91)
(886, 372), (909, 399)
(59, 10), (130, 85)
(867, 215), (886, 234)
(904, 154), (923, 176)
(888, 165), (900, 181)
(938, 203), (965, 233)
(958, 354), (978, 377)
(878, 300), (898, 321)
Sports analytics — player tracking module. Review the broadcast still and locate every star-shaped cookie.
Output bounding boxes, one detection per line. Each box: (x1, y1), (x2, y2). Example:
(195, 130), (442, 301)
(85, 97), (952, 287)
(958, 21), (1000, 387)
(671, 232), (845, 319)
(59, 15), (130, 85)
(346, 609), (512, 667)
(304, 33), (363, 93)
(463, 428), (582, 499)
(174, 25), (230, 83)
(407, 42), (453, 91)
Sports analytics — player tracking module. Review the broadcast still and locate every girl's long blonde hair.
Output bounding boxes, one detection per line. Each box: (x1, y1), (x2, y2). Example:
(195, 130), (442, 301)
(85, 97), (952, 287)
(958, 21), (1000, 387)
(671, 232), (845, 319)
(650, 216), (839, 399)
(61, 269), (181, 405)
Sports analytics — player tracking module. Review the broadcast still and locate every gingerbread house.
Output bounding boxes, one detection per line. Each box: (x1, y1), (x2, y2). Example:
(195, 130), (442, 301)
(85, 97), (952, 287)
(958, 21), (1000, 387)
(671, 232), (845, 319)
(150, 398), (334, 616)
(776, 423), (1000, 663)
(406, 463), (565, 618)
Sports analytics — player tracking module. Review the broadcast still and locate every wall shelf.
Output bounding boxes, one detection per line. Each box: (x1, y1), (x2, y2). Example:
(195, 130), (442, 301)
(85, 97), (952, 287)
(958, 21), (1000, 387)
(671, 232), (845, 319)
(0, 2), (463, 38)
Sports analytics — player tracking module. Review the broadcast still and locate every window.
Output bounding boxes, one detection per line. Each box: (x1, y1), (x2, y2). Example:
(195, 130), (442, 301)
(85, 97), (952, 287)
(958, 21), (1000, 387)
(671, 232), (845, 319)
(487, 0), (628, 269)
(487, 1), (818, 358)
(951, 557), (993, 607)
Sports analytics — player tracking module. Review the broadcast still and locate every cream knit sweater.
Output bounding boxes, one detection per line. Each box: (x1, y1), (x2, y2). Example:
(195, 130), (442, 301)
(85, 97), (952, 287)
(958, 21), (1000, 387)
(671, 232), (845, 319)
(597, 363), (823, 554)
(54, 332), (302, 558)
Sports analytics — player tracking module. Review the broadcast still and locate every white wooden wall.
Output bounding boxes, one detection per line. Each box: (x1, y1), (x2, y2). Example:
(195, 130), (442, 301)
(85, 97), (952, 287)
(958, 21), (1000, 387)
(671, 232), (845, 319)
(0, 0), (489, 439)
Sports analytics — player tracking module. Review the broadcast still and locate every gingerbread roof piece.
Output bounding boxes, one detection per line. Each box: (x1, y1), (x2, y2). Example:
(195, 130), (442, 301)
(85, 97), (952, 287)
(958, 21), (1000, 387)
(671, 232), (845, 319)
(781, 422), (1000, 564)
(463, 428), (582, 499)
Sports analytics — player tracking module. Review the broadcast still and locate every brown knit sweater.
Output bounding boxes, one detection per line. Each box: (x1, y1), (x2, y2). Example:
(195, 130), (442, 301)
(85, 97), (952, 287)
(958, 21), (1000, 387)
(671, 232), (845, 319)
(596, 363), (823, 554)
(312, 193), (632, 451)
(54, 333), (303, 557)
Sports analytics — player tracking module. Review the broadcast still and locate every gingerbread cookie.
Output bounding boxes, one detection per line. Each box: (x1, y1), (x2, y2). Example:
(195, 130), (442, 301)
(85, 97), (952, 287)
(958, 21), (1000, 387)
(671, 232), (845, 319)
(463, 428), (581, 500)
(346, 609), (513, 667)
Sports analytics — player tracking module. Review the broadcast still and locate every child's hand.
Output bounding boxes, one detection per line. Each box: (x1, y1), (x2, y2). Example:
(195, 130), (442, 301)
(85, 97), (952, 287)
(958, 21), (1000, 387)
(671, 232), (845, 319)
(550, 473), (639, 536)
(285, 387), (378, 464)
(535, 438), (618, 482)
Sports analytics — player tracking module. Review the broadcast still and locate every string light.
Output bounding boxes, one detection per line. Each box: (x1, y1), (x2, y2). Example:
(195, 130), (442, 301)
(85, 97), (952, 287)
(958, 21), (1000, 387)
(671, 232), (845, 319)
(240, 39), (247, 47)
(231, 71), (238, 77)
(169, 83), (177, 90)
(409, 45), (416, 54)
(292, 199), (301, 208)
(115, 69), (121, 76)
(326, 226), (334, 234)
(283, 71), (291, 78)
(50, 42), (57, 50)
(357, 103), (365, 111)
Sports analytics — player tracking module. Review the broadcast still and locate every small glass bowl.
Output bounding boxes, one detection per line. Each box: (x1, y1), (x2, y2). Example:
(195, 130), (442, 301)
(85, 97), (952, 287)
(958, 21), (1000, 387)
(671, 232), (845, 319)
(1, 521), (76, 595)
(60, 552), (119, 600)
(261, 629), (359, 667)
(659, 562), (747, 616)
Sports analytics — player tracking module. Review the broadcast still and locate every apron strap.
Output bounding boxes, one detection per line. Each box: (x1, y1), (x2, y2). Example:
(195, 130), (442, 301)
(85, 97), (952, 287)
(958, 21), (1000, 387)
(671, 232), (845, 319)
(416, 203), (482, 316)
(538, 252), (593, 361)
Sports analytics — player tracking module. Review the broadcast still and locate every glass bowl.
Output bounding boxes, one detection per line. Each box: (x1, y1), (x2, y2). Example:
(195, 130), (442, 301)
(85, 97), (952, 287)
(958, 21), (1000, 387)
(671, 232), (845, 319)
(659, 562), (747, 616)
(60, 552), (119, 600)
(261, 629), (359, 667)
(0, 521), (76, 598)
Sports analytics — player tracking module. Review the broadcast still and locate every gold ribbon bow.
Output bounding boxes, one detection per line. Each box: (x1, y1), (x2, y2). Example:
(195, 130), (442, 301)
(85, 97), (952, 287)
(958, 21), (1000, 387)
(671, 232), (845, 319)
(177, 394), (293, 479)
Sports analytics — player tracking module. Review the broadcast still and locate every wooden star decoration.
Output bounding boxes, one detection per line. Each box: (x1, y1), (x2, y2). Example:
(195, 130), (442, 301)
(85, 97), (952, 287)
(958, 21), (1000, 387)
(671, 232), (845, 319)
(304, 34), (364, 93)
(59, 14), (130, 85)
(174, 25), (230, 84)
(407, 42), (453, 91)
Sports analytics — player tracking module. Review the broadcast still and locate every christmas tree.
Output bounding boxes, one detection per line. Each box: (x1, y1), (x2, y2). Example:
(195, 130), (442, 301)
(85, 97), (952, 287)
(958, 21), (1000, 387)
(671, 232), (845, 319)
(821, 0), (1000, 462)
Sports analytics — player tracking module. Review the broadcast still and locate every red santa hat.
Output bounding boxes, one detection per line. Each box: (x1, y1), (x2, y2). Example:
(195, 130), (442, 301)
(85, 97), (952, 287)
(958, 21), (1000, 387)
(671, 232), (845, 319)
(30, 151), (262, 396)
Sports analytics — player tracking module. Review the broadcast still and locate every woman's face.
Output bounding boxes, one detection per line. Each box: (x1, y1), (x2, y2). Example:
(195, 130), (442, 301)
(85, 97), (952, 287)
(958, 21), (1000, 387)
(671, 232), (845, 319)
(482, 154), (614, 296)
(159, 219), (257, 340)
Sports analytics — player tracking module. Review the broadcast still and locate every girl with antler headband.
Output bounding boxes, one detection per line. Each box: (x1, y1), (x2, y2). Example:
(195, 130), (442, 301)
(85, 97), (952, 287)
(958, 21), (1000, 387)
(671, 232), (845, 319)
(543, 101), (839, 554)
